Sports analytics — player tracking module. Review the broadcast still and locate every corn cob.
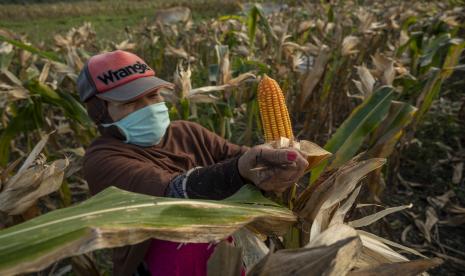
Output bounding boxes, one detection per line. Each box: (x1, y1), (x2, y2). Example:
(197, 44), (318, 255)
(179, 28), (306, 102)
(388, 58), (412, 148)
(257, 75), (293, 143)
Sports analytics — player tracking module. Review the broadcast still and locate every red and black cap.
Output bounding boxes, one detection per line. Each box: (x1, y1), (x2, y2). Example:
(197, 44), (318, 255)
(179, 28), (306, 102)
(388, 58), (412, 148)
(77, 50), (174, 102)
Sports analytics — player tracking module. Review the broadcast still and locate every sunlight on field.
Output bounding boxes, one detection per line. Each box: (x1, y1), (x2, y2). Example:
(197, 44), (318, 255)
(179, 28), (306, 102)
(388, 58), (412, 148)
(0, 0), (238, 43)
(0, 0), (463, 275)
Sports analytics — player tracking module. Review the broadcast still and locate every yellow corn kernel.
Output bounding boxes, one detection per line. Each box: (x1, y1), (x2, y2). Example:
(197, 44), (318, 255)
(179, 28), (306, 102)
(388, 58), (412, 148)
(257, 75), (293, 143)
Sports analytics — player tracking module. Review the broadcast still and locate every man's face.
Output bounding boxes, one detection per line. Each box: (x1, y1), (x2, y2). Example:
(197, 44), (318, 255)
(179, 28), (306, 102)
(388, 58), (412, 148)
(106, 89), (165, 122)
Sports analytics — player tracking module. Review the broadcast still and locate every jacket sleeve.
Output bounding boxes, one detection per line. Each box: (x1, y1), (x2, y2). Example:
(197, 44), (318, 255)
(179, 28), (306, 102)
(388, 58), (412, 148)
(83, 150), (178, 197)
(163, 122), (252, 200)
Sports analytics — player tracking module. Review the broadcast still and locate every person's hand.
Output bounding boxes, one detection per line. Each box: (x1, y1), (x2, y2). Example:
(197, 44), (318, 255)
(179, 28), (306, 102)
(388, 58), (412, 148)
(238, 145), (308, 193)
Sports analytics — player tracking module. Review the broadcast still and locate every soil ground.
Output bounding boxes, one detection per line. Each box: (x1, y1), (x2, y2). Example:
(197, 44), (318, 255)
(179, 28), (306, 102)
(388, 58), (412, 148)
(378, 69), (465, 275)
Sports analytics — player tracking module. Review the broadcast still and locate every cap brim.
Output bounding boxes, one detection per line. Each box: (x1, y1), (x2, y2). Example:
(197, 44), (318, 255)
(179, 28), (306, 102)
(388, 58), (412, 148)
(96, 76), (174, 102)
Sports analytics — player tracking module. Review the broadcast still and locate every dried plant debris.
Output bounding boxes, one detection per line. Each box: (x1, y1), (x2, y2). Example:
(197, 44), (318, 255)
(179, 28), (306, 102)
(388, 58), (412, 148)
(207, 240), (243, 276)
(0, 134), (69, 216)
(249, 237), (361, 276)
(347, 258), (443, 276)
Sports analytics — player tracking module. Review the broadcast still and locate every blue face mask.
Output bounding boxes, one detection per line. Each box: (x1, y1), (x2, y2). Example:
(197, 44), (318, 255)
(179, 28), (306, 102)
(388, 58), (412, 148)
(102, 102), (170, 147)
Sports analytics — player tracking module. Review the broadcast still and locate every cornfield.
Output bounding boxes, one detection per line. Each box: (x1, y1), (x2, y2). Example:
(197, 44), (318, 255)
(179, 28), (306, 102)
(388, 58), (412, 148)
(0, 0), (464, 275)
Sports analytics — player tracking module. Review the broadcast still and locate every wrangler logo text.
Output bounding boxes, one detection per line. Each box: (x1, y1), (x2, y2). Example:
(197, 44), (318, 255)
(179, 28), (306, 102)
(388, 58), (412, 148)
(97, 61), (152, 85)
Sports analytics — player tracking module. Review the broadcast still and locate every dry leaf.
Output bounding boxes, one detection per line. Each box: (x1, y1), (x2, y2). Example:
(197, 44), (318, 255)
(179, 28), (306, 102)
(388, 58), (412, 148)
(70, 253), (101, 276)
(399, 30), (409, 46)
(38, 61), (50, 83)
(329, 186), (361, 227)
(413, 207), (438, 243)
(441, 203), (465, 226)
(296, 45), (330, 111)
(309, 206), (333, 241)
(0, 42), (13, 54)
(155, 6), (191, 25)
(296, 158), (385, 222)
(188, 73), (255, 96)
(298, 140), (332, 170)
(356, 203), (385, 208)
(2, 69), (23, 87)
(6, 134), (50, 189)
(174, 62), (192, 99)
(165, 45), (189, 60)
(452, 162), (463, 185)
(371, 53), (395, 85)
(207, 241), (243, 276)
(401, 224), (413, 244)
(427, 190), (455, 209)
(446, 203), (465, 214)
(0, 84), (29, 105)
(232, 228), (269, 271)
(188, 94), (219, 104)
(0, 158), (69, 215)
(357, 231), (409, 267)
(298, 20), (315, 33)
(424, 207), (439, 235)
(307, 224), (359, 248)
(357, 230), (426, 258)
(397, 173), (424, 188)
(321, 159), (385, 210)
(114, 40), (136, 51)
(432, 252), (465, 267)
(348, 258), (443, 276)
(349, 204), (412, 228)
(354, 65), (375, 97)
(215, 45), (232, 85)
(342, 36), (360, 56)
(442, 214), (465, 227)
(267, 137), (332, 171)
(0, 157), (23, 189)
(226, 72), (256, 87)
(249, 237), (361, 276)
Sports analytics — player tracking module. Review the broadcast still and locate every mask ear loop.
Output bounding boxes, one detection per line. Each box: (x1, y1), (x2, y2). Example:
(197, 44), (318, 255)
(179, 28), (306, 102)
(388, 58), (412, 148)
(102, 121), (130, 143)
(86, 96), (126, 140)
(100, 104), (131, 143)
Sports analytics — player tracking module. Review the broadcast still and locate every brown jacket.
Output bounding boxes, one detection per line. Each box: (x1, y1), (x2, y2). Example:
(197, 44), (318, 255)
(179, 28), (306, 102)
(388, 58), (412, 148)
(83, 120), (248, 276)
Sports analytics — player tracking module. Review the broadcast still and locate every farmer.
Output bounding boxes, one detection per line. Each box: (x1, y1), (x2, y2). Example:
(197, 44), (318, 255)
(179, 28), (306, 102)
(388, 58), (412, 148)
(78, 50), (308, 276)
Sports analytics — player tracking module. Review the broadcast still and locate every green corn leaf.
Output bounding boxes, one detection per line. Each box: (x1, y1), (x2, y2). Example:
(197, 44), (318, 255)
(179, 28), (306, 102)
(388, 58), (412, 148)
(255, 6), (278, 44)
(367, 101), (418, 158)
(440, 38), (465, 79)
(247, 4), (277, 52)
(0, 101), (44, 166)
(400, 16), (418, 31)
(59, 180), (73, 208)
(0, 185), (295, 275)
(414, 68), (442, 124)
(0, 35), (61, 62)
(419, 33), (451, 68)
(0, 47), (14, 70)
(247, 5), (260, 50)
(218, 15), (245, 23)
(310, 87), (395, 183)
(25, 80), (92, 127)
(414, 39), (464, 125)
(364, 101), (417, 196)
